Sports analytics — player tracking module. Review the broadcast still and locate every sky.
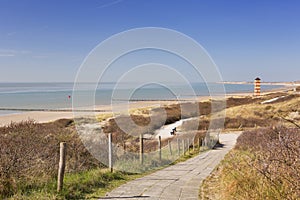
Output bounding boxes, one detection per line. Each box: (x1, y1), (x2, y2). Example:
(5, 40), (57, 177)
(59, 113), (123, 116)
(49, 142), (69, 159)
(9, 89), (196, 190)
(0, 0), (300, 82)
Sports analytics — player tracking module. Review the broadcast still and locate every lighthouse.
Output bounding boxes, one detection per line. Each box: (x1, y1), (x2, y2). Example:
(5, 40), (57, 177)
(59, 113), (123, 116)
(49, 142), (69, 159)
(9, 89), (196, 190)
(254, 77), (261, 96)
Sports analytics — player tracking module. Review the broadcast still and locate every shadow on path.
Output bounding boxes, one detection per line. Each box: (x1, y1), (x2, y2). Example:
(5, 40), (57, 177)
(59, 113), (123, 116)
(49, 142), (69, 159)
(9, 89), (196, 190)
(212, 141), (225, 149)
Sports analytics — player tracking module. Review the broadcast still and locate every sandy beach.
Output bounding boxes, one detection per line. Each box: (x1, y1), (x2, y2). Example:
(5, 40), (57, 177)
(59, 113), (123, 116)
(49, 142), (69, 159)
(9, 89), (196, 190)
(0, 95), (214, 126)
(0, 85), (294, 127)
(0, 100), (183, 126)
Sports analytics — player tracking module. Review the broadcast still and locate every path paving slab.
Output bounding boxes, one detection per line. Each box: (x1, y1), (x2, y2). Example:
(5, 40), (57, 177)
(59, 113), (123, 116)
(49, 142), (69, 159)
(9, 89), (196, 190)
(99, 133), (240, 200)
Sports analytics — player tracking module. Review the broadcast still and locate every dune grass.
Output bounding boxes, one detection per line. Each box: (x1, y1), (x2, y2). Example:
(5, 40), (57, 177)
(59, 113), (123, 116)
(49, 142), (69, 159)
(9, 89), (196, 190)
(7, 168), (143, 200)
(0, 120), (206, 199)
(200, 126), (300, 200)
(200, 93), (300, 199)
(6, 139), (205, 200)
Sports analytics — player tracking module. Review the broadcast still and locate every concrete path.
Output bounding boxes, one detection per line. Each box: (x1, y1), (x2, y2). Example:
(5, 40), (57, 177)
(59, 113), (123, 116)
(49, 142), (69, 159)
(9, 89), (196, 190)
(154, 118), (196, 139)
(100, 133), (240, 200)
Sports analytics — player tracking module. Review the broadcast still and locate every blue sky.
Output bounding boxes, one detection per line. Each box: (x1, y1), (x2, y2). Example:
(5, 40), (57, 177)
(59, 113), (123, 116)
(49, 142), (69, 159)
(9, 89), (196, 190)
(0, 0), (300, 82)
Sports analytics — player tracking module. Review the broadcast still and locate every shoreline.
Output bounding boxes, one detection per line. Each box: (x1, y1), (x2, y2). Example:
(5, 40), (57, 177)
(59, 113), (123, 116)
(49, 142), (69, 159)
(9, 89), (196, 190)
(220, 81), (300, 86)
(0, 86), (295, 127)
(0, 100), (177, 127)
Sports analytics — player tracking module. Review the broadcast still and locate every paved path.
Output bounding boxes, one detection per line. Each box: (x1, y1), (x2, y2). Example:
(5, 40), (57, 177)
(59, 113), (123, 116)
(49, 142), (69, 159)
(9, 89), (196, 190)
(100, 133), (240, 200)
(154, 118), (197, 139)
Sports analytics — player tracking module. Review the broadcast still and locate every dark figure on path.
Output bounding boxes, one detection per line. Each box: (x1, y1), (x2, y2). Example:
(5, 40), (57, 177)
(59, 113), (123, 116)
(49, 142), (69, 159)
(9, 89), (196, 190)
(170, 127), (178, 135)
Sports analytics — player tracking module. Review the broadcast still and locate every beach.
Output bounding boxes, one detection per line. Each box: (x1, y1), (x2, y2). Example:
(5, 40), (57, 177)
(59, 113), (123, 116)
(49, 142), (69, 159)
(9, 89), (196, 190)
(0, 84), (293, 127)
(0, 100), (184, 126)
(0, 82), (298, 126)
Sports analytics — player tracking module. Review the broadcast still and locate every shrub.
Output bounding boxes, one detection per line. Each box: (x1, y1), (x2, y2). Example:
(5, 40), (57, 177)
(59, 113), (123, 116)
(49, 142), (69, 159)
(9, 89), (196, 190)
(0, 120), (101, 198)
(225, 126), (300, 199)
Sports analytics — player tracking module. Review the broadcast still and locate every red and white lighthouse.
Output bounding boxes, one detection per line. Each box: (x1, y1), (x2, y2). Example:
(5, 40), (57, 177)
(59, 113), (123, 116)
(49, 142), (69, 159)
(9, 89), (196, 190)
(254, 77), (261, 96)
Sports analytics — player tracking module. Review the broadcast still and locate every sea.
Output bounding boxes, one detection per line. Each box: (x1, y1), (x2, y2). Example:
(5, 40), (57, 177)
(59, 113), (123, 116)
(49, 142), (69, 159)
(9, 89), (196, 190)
(0, 82), (283, 116)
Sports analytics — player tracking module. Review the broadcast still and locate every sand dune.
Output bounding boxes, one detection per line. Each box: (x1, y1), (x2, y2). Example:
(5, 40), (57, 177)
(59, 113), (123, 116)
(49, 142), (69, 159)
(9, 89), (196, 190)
(0, 86), (292, 127)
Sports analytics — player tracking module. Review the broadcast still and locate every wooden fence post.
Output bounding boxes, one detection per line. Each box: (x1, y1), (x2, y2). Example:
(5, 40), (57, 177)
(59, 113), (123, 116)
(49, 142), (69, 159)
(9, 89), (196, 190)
(177, 138), (180, 157)
(57, 142), (66, 192)
(108, 133), (113, 172)
(168, 140), (172, 155)
(193, 137), (195, 152)
(158, 136), (162, 161)
(187, 138), (190, 154)
(140, 133), (144, 165)
(182, 139), (185, 155)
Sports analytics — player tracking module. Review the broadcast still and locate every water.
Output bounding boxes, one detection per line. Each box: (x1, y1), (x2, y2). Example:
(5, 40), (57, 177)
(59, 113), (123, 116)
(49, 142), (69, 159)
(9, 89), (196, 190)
(0, 82), (282, 116)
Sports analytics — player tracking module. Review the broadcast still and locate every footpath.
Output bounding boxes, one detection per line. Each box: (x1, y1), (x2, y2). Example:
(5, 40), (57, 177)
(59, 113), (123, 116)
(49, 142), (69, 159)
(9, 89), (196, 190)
(100, 133), (240, 200)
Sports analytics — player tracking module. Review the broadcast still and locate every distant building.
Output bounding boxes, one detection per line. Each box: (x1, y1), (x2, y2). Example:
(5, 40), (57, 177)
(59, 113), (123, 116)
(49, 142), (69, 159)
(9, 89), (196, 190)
(254, 77), (261, 96)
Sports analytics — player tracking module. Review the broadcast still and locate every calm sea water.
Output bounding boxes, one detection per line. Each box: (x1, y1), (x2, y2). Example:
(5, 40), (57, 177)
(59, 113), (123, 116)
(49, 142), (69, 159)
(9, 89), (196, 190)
(0, 82), (282, 116)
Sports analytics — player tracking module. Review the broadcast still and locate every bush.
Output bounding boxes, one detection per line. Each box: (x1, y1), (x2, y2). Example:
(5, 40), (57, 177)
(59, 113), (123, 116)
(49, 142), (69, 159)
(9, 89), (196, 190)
(226, 97), (259, 107)
(223, 126), (300, 199)
(0, 120), (102, 198)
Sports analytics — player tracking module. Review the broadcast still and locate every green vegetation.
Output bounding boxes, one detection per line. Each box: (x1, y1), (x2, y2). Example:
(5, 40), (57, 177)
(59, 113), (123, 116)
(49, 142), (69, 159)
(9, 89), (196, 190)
(2, 137), (205, 199)
(7, 168), (144, 200)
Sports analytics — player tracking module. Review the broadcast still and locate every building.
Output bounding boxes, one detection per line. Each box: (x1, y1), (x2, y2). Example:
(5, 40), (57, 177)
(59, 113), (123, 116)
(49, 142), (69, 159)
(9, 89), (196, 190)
(254, 77), (261, 96)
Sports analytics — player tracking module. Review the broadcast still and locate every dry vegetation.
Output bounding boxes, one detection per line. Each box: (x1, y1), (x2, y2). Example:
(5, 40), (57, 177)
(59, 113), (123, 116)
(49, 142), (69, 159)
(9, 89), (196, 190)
(0, 119), (102, 198)
(200, 126), (300, 200)
(0, 101), (208, 198)
(182, 93), (300, 131)
(1, 91), (299, 198)
(101, 102), (201, 146)
(200, 92), (300, 200)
